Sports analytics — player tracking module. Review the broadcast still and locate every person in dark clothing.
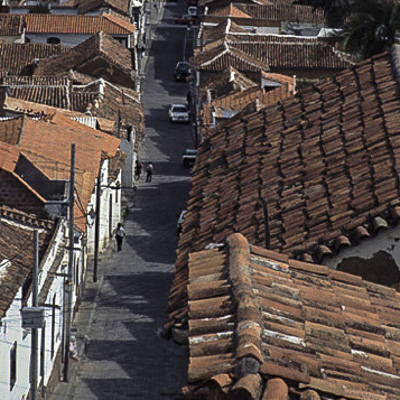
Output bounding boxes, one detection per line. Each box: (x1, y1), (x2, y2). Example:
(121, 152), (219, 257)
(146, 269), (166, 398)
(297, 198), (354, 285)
(135, 160), (143, 180)
(146, 162), (153, 182)
(114, 222), (126, 251)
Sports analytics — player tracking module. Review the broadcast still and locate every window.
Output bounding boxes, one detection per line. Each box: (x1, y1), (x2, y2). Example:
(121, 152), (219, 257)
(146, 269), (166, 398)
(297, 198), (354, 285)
(10, 342), (17, 390)
(47, 37), (60, 44)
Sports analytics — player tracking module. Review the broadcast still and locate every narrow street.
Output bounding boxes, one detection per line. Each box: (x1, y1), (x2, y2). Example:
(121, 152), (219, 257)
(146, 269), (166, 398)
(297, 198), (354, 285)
(49, 1), (195, 398)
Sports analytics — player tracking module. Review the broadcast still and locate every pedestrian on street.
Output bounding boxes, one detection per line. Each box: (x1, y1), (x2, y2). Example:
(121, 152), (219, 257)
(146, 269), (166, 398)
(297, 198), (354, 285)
(135, 160), (143, 181)
(146, 162), (153, 182)
(114, 222), (126, 251)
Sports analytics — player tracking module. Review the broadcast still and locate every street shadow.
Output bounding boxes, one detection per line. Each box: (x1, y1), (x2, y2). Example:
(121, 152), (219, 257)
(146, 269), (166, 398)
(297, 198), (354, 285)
(79, 271), (188, 400)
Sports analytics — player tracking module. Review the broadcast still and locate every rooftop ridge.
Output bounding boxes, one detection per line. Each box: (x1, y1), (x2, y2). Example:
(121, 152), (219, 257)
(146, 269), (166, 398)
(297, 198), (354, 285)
(0, 205), (55, 230)
(390, 44), (400, 89)
(226, 233), (263, 377)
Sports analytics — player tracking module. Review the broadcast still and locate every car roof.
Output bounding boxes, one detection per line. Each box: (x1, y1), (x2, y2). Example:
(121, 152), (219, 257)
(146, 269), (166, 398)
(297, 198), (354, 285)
(171, 103), (187, 107)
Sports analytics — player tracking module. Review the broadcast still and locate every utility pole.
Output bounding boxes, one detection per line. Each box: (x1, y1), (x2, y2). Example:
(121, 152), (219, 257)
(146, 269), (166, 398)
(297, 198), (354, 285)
(63, 143), (75, 382)
(93, 169), (101, 283)
(30, 230), (39, 400)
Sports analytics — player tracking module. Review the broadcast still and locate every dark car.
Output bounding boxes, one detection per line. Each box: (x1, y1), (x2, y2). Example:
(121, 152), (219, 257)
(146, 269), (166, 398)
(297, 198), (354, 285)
(174, 14), (196, 25)
(175, 61), (191, 81)
(182, 149), (197, 167)
(177, 210), (187, 234)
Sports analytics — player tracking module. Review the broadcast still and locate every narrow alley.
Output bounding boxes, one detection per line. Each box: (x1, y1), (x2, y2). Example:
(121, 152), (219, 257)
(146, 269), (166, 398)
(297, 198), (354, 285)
(49, 0), (195, 398)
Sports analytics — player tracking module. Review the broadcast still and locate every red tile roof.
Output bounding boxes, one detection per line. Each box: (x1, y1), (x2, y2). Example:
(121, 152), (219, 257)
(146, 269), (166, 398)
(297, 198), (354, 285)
(166, 46), (400, 331)
(194, 41), (271, 72)
(199, 66), (257, 100)
(184, 233), (400, 399)
(0, 141), (47, 203)
(228, 35), (351, 69)
(24, 12), (135, 35)
(33, 31), (134, 78)
(0, 206), (56, 321)
(3, 96), (116, 134)
(234, 3), (326, 24)
(201, 84), (293, 129)
(2, 75), (145, 136)
(76, 0), (131, 15)
(0, 14), (26, 36)
(0, 114), (121, 232)
(0, 42), (68, 77)
(195, 35), (351, 73)
(32, 31), (136, 89)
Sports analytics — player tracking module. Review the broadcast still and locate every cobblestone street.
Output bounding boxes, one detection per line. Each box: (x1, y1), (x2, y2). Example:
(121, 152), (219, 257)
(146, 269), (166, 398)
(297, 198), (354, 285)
(49, 1), (195, 398)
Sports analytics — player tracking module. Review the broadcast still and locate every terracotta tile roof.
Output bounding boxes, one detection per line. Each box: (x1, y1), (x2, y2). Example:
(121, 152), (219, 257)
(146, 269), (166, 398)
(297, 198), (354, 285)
(0, 206), (56, 321)
(0, 42), (68, 78)
(234, 3), (326, 24)
(201, 14), (282, 28)
(200, 66), (257, 100)
(200, 19), (248, 43)
(210, 3), (252, 18)
(227, 35), (351, 69)
(0, 141), (47, 203)
(0, 14), (26, 36)
(201, 84), (293, 129)
(166, 46), (400, 331)
(0, 140), (20, 172)
(3, 76), (145, 136)
(261, 70), (296, 86)
(33, 31), (134, 77)
(24, 12), (135, 35)
(198, 0), (283, 7)
(3, 96), (117, 135)
(194, 41), (271, 72)
(195, 35), (351, 73)
(0, 113), (121, 232)
(184, 233), (400, 399)
(76, 0), (130, 15)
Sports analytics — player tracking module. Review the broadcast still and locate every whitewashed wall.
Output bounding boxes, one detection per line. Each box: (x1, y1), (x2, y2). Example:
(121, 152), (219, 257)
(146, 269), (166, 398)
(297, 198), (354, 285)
(86, 160), (123, 255)
(0, 287), (31, 400)
(0, 220), (75, 400)
(324, 225), (400, 273)
(26, 33), (132, 48)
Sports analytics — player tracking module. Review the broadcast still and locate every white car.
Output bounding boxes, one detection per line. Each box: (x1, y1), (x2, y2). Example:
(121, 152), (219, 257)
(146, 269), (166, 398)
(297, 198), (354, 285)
(168, 104), (190, 123)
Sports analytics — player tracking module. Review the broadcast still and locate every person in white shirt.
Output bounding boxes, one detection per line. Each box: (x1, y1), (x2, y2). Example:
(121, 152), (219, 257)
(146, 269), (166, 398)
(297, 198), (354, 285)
(114, 222), (126, 251)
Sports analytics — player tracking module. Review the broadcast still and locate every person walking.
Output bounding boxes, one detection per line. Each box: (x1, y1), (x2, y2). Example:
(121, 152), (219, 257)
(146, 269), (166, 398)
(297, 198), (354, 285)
(114, 222), (126, 251)
(146, 162), (153, 182)
(135, 160), (143, 181)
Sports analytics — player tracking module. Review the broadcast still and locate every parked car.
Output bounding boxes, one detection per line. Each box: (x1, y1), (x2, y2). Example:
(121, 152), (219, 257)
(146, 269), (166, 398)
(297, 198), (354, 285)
(174, 14), (196, 25)
(175, 61), (191, 81)
(168, 104), (190, 123)
(182, 149), (197, 167)
(177, 210), (187, 234)
(187, 6), (197, 17)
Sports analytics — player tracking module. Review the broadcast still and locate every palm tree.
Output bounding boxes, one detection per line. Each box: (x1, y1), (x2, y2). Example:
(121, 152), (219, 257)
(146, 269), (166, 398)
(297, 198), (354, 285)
(341, 0), (400, 60)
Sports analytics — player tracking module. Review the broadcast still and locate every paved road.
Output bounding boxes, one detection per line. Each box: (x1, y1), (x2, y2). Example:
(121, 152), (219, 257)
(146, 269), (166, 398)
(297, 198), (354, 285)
(49, 2), (195, 399)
